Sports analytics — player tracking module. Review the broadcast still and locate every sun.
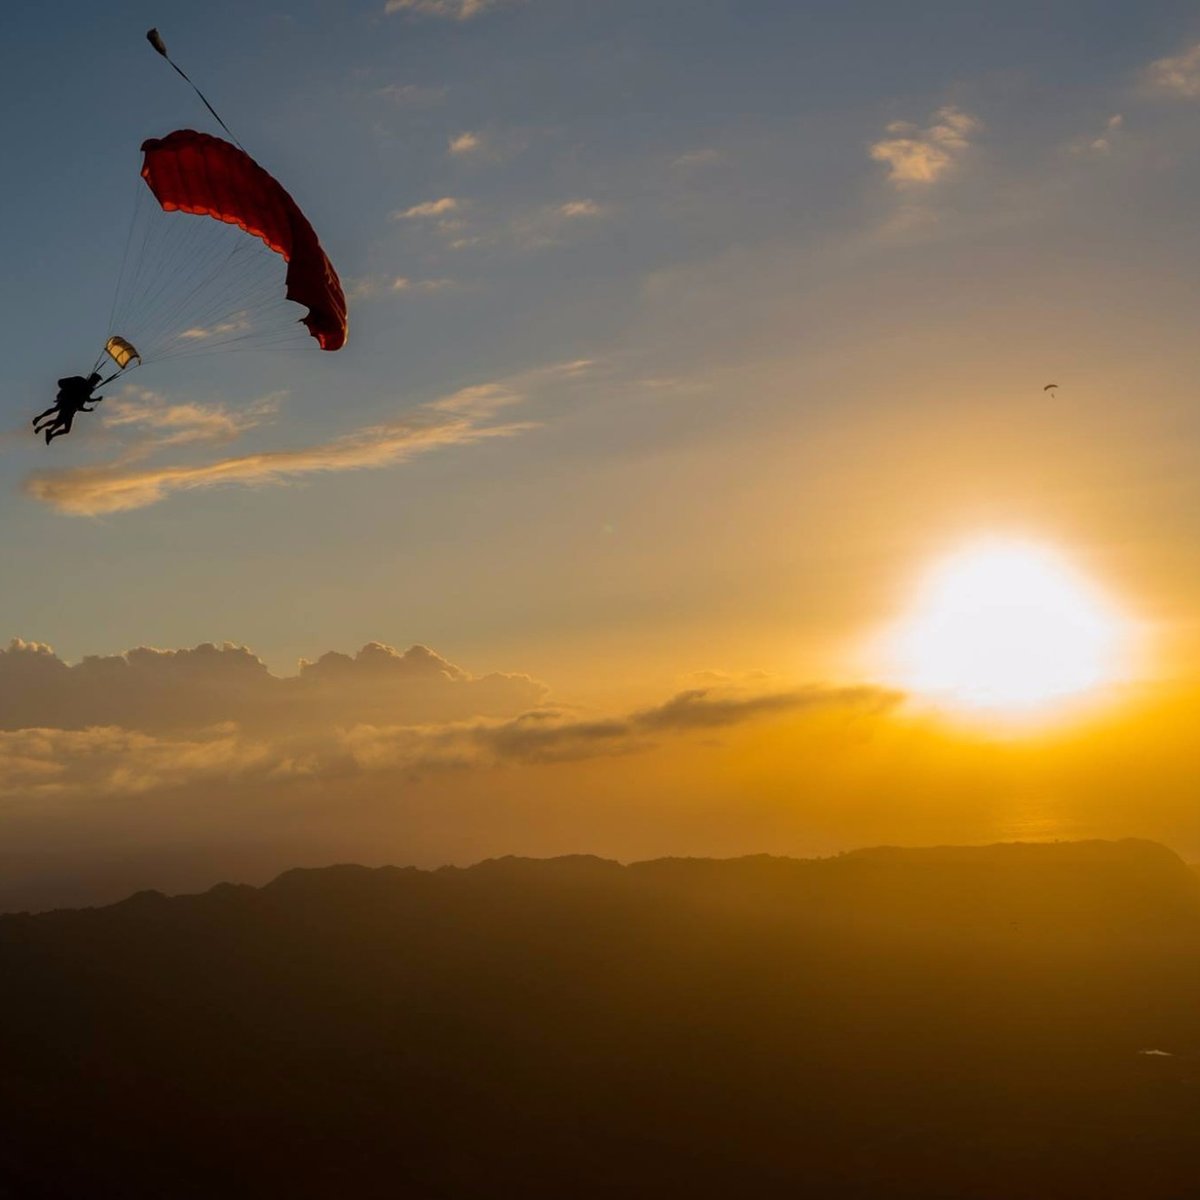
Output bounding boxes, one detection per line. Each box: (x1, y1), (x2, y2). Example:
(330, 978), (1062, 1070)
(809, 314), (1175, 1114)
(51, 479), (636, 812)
(883, 538), (1130, 716)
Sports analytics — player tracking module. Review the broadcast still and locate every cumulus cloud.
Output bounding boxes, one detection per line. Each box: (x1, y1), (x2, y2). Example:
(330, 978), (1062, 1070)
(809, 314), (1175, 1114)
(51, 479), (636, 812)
(869, 106), (980, 185)
(1146, 43), (1200, 97)
(0, 638), (547, 735)
(24, 375), (545, 516)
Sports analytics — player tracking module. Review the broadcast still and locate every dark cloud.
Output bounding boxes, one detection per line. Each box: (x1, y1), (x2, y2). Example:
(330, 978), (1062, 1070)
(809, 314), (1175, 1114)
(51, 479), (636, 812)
(474, 685), (900, 765)
(635, 685), (893, 732)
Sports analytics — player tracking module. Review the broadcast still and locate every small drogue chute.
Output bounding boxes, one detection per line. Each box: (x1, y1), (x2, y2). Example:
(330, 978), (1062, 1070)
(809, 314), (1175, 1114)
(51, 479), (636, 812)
(104, 336), (140, 371)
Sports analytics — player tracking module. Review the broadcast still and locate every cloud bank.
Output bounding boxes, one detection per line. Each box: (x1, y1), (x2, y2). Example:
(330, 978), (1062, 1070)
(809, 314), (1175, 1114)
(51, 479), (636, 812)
(0, 633), (896, 801)
(0, 638), (546, 735)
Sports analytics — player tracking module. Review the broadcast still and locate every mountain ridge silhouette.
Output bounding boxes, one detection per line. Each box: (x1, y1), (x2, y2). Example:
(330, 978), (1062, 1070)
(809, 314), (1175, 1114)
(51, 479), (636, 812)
(2, 838), (1198, 1198)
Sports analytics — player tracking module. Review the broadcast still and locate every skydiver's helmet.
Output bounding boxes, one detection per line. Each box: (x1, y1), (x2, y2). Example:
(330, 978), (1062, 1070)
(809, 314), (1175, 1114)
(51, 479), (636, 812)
(86, 372), (102, 389)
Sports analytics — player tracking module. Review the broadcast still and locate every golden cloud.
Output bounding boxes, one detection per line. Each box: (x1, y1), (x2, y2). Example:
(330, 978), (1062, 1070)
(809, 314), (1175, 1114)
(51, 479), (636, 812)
(869, 106), (980, 186)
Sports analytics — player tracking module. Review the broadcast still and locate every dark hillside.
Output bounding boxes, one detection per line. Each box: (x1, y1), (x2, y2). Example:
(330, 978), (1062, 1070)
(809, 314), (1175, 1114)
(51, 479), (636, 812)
(1, 839), (1198, 1198)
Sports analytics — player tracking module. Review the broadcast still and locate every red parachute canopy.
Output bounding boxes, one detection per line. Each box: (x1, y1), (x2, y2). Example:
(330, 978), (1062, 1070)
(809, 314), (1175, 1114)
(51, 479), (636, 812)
(140, 130), (347, 351)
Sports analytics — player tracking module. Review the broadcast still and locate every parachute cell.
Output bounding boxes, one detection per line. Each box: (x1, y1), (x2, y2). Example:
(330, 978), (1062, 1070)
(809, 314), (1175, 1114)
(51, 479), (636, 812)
(140, 130), (347, 351)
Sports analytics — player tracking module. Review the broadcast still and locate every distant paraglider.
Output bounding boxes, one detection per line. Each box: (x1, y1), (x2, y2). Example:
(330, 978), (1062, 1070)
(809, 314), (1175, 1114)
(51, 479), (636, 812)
(1043, 383), (1059, 394)
(37, 28), (347, 444)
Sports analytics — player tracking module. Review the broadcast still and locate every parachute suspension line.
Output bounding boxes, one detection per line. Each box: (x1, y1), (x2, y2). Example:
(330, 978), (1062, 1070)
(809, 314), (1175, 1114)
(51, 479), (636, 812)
(105, 179), (312, 369)
(132, 230), (301, 356)
(105, 172), (145, 345)
(130, 219), (248, 341)
(146, 29), (246, 153)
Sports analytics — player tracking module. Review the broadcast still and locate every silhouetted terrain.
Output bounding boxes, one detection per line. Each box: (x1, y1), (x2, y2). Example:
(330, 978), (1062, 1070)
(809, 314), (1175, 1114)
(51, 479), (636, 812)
(2, 839), (1200, 1198)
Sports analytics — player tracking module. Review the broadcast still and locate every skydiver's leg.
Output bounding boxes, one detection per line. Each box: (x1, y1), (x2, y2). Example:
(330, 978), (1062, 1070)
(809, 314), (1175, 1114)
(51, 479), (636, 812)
(32, 406), (58, 426)
(44, 413), (74, 442)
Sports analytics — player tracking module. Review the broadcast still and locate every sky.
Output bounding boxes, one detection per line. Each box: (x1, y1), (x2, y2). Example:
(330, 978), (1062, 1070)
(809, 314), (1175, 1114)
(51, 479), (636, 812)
(4, 1), (1200, 908)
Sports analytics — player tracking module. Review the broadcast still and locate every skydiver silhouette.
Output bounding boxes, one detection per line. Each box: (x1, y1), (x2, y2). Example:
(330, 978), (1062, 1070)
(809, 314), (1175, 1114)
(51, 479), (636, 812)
(33, 373), (103, 444)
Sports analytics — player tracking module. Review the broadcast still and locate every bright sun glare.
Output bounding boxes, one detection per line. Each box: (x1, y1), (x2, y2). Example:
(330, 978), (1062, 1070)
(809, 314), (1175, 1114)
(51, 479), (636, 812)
(886, 539), (1130, 716)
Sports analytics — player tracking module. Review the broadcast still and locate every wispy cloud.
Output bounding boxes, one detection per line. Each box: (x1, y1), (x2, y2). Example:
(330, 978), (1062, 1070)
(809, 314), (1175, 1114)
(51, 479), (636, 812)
(1070, 113), (1123, 156)
(869, 106), (980, 186)
(1146, 42), (1200, 97)
(672, 148), (723, 168)
(501, 200), (609, 250)
(348, 276), (458, 300)
(346, 276), (384, 302)
(26, 389), (522, 517)
(557, 200), (604, 218)
(392, 197), (462, 219)
(25, 365), (593, 517)
(101, 387), (282, 455)
(409, 195), (608, 253)
(384, 0), (496, 19)
(391, 276), (457, 293)
(375, 83), (447, 107)
(477, 685), (897, 765)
